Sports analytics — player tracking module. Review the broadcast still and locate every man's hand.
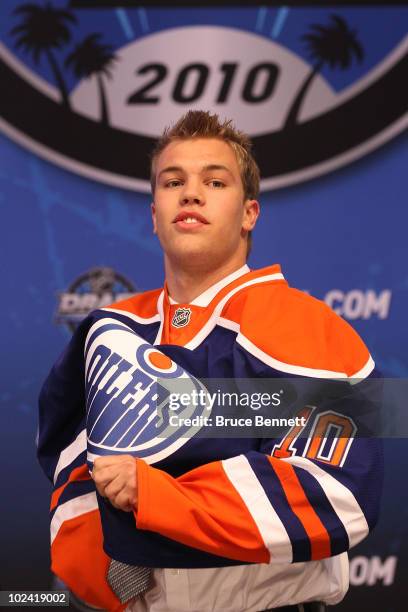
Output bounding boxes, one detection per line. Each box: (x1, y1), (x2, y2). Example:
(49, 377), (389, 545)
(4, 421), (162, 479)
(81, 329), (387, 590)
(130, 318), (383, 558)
(92, 455), (138, 512)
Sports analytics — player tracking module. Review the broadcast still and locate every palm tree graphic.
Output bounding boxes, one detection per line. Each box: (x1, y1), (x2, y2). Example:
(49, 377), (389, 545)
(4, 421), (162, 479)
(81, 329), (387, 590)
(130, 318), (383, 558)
(284, 14), (364, 129)
(11, 2), (76, 110)
(65, 34), (117, 126)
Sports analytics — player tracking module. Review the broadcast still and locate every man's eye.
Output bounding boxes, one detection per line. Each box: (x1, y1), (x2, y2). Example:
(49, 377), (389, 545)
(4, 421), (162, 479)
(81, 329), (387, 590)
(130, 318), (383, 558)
(209, 180), (225, 188)
(166, 180), (182, 188)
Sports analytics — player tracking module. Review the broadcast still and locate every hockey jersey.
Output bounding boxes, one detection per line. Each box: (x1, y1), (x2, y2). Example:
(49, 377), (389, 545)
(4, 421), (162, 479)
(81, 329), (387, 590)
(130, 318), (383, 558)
(38, 264), (383, 611)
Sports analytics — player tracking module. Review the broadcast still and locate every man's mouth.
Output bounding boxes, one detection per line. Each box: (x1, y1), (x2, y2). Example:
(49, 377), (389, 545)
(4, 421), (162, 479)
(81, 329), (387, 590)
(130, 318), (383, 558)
(173, 212), (209, 225)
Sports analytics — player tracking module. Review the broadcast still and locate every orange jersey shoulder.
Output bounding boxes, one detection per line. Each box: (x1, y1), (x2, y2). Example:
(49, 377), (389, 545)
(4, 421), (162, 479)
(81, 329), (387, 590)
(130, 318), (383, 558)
(105, 288), (161, 319)
(222, 281), (371, 377)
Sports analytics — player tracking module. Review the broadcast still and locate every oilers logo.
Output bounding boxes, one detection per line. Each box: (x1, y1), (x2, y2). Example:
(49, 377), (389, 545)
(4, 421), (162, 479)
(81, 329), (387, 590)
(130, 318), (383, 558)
(85, 317), (210, 465)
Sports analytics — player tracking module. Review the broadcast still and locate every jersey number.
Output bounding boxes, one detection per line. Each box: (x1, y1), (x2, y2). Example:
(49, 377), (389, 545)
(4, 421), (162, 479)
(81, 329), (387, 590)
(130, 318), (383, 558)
(272, 406), (357, 467)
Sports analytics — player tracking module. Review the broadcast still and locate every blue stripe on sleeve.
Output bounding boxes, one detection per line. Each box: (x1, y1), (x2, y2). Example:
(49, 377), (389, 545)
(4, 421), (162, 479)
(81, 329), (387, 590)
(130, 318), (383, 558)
(293, 464), (349, 556)
(246, 452), (310, 562)
(50, 479), (95, 521)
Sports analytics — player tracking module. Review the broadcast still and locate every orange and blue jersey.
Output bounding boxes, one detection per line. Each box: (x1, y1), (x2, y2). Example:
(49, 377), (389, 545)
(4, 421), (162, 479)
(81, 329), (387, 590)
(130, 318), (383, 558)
(38, 264), (383, 610)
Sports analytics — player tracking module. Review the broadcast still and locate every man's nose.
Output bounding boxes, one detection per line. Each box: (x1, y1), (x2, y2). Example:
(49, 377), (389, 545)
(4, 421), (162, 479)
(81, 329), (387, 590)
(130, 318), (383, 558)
(180, 183), (205, 206)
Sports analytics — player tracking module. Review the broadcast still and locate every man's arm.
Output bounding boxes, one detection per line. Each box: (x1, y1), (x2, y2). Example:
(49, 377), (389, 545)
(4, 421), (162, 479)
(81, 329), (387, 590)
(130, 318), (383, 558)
(93, 400), (382, 566)
(38, 317), (125, 612)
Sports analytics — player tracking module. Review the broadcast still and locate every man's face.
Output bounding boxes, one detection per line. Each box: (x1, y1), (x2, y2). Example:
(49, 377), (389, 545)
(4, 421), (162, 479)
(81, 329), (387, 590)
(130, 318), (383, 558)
(151, 138), (259, 270)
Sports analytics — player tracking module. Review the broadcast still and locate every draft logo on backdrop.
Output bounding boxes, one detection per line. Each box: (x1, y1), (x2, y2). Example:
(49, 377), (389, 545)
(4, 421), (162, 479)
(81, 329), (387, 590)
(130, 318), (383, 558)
(0, 2), (406, 190)
(56, 266), (136, 331)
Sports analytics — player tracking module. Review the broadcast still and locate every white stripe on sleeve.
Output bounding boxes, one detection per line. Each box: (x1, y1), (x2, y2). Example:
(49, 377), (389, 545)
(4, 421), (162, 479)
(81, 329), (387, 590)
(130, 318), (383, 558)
(50, 492), (98, 544)
(349, 355), (375, 382)
(222, 455), (293, 563)
(53, 428), (87, 484)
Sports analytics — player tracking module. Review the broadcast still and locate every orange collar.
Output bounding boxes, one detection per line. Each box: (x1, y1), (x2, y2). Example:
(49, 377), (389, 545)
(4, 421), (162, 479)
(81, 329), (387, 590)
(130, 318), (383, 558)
(155, 264), (285, 347)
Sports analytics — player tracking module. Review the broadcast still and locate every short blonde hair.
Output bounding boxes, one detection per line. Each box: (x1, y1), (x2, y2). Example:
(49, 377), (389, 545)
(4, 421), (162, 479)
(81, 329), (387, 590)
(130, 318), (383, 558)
(150, 110), (260, 256)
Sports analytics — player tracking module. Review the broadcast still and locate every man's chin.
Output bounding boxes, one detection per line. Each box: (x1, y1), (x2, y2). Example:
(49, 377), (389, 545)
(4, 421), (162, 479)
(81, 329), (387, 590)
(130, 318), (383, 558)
(168, 246), (224, 270)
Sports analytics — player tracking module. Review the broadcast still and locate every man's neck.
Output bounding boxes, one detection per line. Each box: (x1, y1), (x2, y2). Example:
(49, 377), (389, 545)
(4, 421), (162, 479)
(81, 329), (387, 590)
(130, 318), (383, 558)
(164, 258), (248, 304)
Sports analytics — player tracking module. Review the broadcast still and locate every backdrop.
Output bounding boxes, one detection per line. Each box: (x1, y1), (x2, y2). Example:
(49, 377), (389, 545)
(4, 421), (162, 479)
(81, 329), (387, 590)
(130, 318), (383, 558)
(0, 2), (407, 610)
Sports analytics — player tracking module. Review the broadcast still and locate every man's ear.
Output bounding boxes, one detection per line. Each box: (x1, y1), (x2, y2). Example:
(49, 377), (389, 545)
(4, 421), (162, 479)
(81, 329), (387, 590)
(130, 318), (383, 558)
(151, 202), (157, 234)
(242, 199), (260, 232)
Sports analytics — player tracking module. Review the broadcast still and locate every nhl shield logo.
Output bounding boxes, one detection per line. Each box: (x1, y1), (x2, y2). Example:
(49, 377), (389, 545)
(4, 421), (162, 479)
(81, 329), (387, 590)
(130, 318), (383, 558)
(172, 307), (192, 328)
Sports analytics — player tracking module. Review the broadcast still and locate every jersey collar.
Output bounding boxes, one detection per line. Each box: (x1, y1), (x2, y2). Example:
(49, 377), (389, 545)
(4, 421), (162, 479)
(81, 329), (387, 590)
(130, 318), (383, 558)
(167, 264), (250, 307)
(155, 264), (285, 347)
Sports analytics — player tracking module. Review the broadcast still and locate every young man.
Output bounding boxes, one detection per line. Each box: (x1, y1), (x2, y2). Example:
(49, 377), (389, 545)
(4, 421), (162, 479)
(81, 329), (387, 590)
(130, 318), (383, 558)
(38, 111), (382, 612)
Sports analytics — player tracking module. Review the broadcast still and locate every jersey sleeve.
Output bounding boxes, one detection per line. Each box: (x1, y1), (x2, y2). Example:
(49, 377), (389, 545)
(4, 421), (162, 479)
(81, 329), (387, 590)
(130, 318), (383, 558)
(135, 429), (382, 564)
(38, 317), (125, 612)
(134, 295), (383, 565)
